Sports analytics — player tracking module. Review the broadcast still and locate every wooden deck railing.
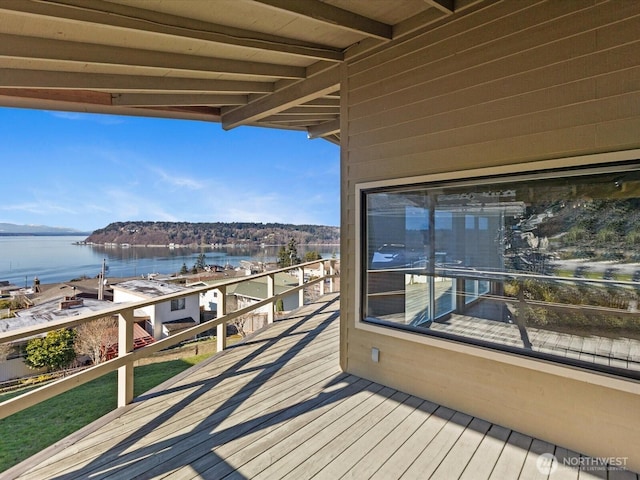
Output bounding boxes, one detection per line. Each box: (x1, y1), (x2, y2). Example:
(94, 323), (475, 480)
(0, 260), (338, 420)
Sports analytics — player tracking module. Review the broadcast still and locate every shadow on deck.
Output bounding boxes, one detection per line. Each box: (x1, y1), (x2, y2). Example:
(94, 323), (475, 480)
(5, 294), (638, 479)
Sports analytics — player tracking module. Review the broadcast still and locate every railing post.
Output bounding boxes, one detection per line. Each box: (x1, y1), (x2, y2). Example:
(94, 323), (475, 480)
(319, 262), (325, 296)
(118, 308), (135, 407)
(298, 266), (305, 307)
(329, 259), (336, 293)
(216, 286), (227, 352)
(267, 273), (274, 324)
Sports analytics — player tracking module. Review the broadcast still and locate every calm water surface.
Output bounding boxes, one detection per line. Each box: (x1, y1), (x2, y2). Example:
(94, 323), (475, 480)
(0, 236), (339, 286)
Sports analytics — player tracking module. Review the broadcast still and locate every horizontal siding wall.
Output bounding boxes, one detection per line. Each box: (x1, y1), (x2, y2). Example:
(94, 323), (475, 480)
(346, 0), (640, 180)
(342, 0), (640, 470)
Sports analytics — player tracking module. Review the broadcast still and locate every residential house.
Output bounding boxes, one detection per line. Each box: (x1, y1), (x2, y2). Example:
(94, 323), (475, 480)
(111, 279), (200, 340)
(0, 281), (19, 298)
(189, 272), (299, 334)
(187, 280), (221, 317)
(0, 296), (113, 382)
(228, 272), (300, 314)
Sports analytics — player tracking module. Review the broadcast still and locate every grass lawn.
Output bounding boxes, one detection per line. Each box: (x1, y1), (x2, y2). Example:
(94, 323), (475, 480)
(0, 354), (211, 473)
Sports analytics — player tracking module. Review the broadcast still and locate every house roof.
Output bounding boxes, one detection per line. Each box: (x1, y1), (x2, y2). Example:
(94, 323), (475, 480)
(112, 279), (192, 298)
(0, 0), (482, 143)
(103, 323), (156, 359)
(4, 297), (113, 333)
(162, 317), (197, 335)
(34, 280), (114, 304)
(227, 273), (298, 301)
(0, 284), (20, 294)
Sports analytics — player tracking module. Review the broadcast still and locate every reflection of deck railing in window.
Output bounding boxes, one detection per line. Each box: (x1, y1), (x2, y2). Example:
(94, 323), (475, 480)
(0, 260), (338, 420)
(365, 267), (640, 376)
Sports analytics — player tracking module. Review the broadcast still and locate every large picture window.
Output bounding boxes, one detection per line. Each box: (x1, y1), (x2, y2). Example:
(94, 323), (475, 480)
(362, 162), (640, 379)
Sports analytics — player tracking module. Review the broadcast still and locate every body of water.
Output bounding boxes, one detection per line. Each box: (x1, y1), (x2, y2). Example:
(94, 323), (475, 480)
(0, 236), (339, 286)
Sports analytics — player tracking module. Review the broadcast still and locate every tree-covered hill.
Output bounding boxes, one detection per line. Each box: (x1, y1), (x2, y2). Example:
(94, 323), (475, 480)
(85, 221), (340, 246)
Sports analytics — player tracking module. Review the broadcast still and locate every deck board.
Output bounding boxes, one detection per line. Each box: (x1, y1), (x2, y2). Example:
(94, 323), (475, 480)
(489, 431), (532, 479)
(369, 406), (457, 479)
(291, 393), (428, 478)
(5, 293), (638, 480)
(429, 417), (492, 480)
(402, 410), (474, 479)
(338, 398), (438, 479)
(459, 424), (512, 480)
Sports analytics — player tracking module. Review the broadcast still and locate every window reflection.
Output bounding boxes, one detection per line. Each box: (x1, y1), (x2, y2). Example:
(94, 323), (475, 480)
(363, 164), (640, 377)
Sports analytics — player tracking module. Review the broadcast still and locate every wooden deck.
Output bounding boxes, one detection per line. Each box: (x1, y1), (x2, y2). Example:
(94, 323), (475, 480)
(5, 294), (638, 480)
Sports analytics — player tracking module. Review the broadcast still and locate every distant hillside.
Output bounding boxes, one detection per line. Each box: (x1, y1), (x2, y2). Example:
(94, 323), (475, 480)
(0, 223), (88, 235)
(85, 221), (340, 246)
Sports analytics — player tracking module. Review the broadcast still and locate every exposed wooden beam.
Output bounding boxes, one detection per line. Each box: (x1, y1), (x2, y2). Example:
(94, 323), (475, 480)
(262, 114), (337, 122)
(307, 118), (340, 139)
(306, 60), (340, 79)
(0, 34), (306, 80)
(346, 7), (448, 61)
(424, 0), (456, 14)
(277, 106), (339, 115)
(322, 133), (340, 146)
(344, 0), (487, 62)
(393, 8), (451, 39)
(261, 117), (327, 125)
(111, 93), (248, 107)
(0, 88), (112, 105)
(222, 65), (340, 130)
(253, 0), (393, 40)
(0, 93), (221, 122)
(0, 69), (273, 93)
(303, 98), (341, 107)
(145, 106), (220, 117)
(0, 0), (344, 62)
(245, 122), (306, 132)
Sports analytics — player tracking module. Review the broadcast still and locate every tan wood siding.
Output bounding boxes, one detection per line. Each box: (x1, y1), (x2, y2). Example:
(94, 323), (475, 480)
(346, 1), (640, 171)
(341, 0), (640, 470)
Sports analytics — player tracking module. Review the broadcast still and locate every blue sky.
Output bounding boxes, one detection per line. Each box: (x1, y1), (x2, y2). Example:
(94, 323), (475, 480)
(0, 108), (340, 232)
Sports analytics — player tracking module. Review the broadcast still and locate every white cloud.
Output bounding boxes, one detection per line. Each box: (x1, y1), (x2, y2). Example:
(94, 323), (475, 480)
(150, 167), (204, 190)
(103, 188), (180, 222)
(49, 111), (125, 125)
(0, 202), (77, 215)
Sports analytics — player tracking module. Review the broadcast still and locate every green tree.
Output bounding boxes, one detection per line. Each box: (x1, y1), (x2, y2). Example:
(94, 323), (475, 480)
(276, 246), (289, 268)
(287, 238), (300, 264)
(195, 253), (207, 270)
(24, 329), (77, 372)
(179, 262), (188, 275)
(277, 238), (301, 267)
(275, 298), (284, 313)
(304, 251), (322, 262)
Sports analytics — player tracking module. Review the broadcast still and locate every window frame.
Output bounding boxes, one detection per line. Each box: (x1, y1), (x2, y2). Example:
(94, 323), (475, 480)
(170, 297), (186, 311)
(354, 149), (640, 382)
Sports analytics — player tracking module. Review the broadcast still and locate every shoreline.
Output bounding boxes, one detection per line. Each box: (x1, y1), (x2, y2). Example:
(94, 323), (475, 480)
(76, 241), (341, 248)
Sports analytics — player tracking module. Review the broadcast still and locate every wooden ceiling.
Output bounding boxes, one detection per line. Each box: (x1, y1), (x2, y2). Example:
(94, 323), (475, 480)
(0, 0), (482, 143)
